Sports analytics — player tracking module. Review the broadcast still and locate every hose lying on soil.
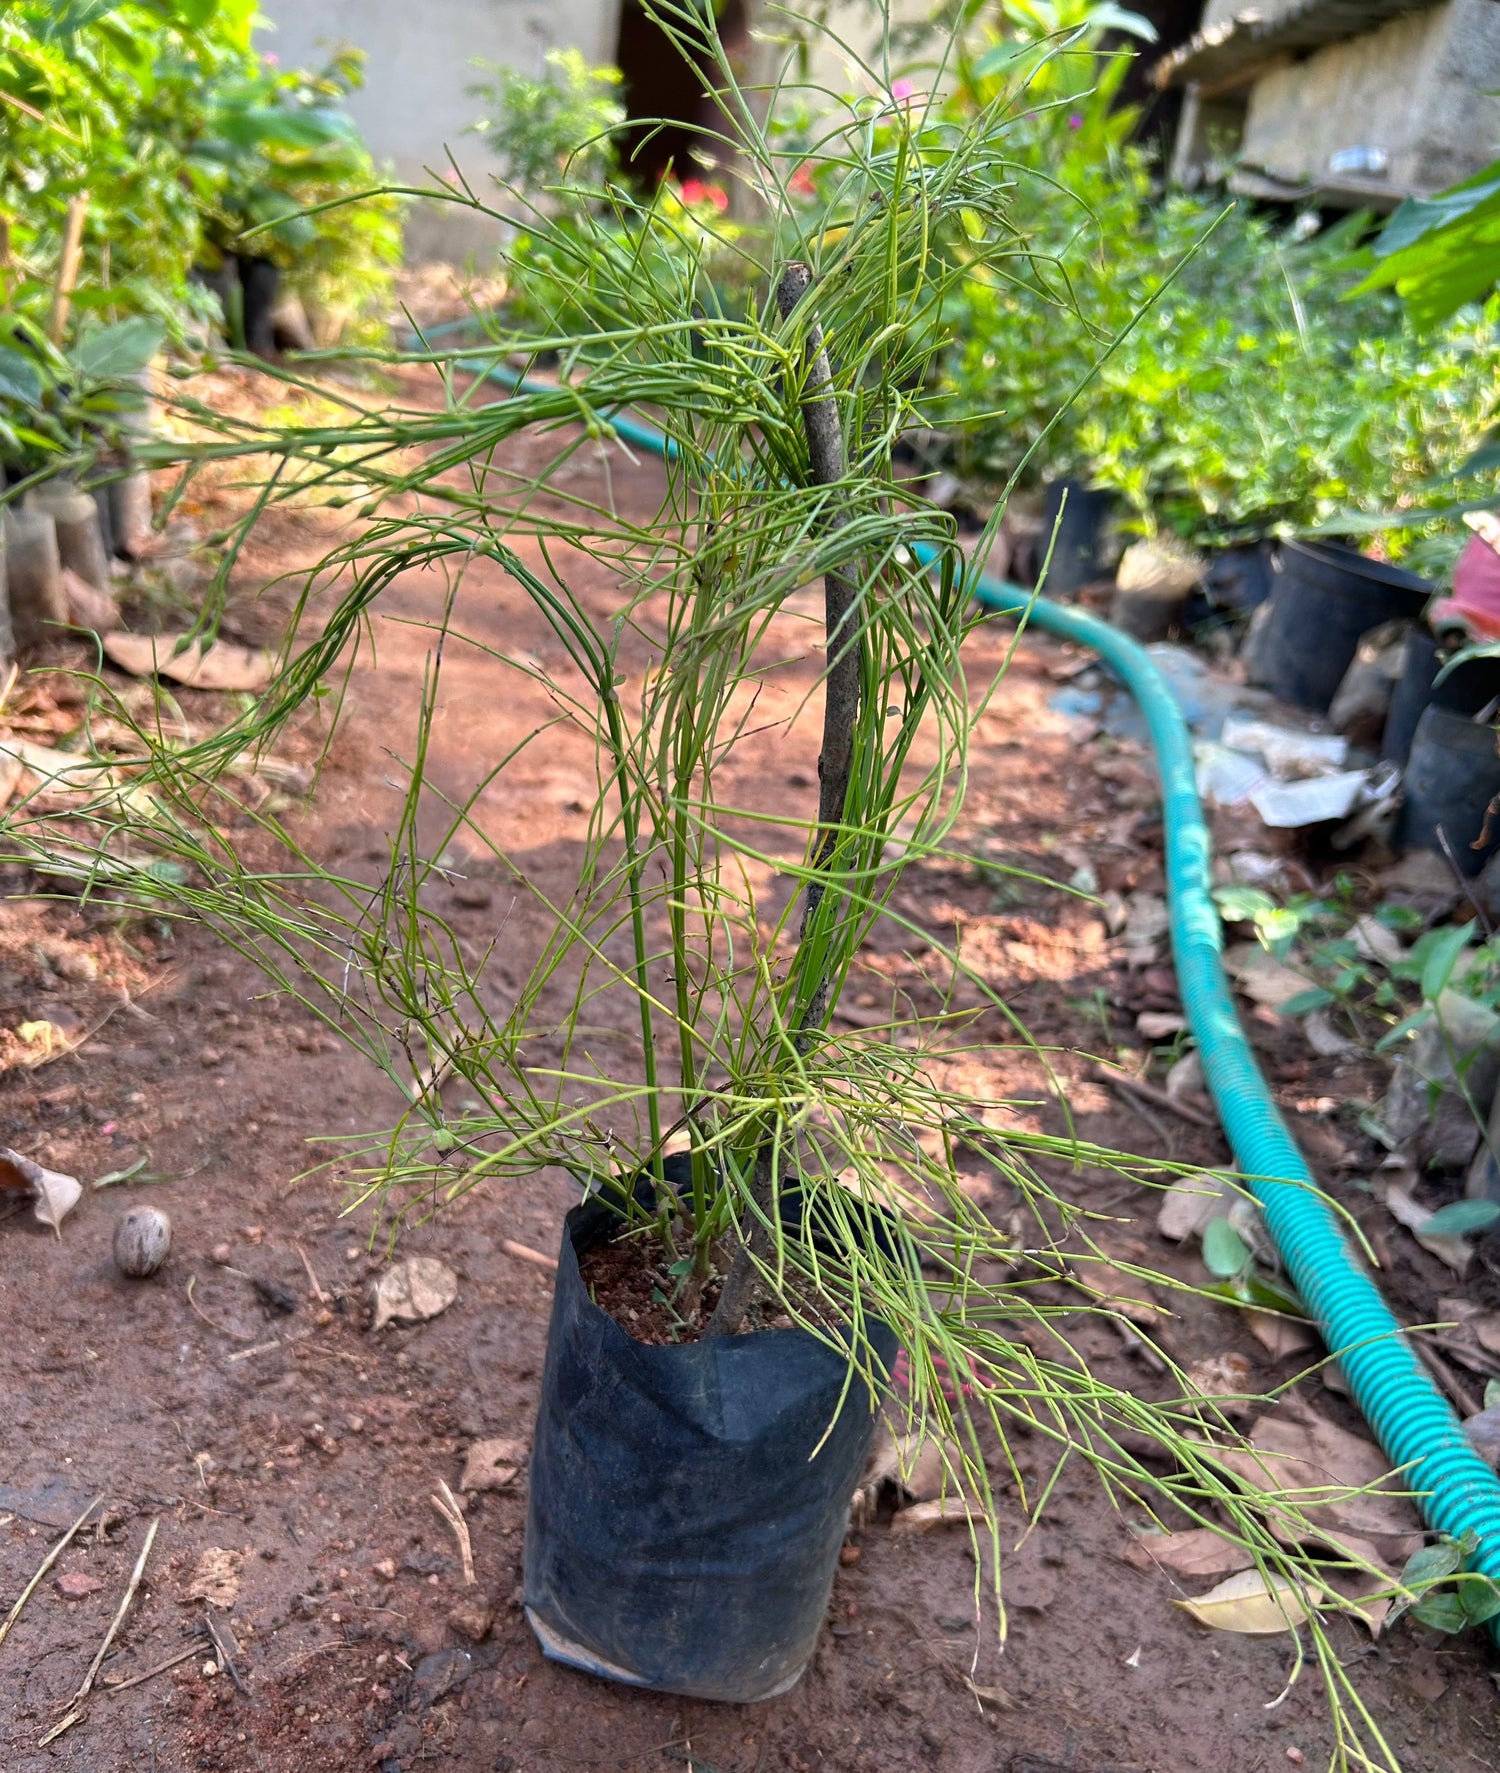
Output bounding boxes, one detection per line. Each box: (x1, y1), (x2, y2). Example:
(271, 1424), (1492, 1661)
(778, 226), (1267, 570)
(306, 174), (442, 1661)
(913, 540), (1500, 1631)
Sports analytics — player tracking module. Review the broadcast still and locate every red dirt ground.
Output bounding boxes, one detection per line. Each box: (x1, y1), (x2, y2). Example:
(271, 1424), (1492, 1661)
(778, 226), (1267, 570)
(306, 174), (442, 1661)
(0, 374), (1495, 1773)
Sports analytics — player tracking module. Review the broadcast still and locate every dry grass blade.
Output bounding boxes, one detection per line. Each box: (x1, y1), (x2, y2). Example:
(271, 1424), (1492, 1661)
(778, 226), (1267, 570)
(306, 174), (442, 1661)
(0, 1494), (101, 1652)
(186, 1274), (254, 1342)
(500, 1237), (558, 1271)
(430, 1481), (475, 1585)
(38, 1709), (82, 1747)
(102, 1639), (207, 1693)
(70, 1516), (160, 1708)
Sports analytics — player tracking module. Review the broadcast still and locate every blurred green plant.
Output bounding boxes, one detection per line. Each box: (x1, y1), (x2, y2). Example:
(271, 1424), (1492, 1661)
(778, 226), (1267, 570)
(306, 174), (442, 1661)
(469, 49), (626, 201)
(1357, 157), (1500, 327)
(0, 1), (401, 349)
(191, 44), (404, 337)
(0, 311), (161, 481)
(930, 0), (1499, 562)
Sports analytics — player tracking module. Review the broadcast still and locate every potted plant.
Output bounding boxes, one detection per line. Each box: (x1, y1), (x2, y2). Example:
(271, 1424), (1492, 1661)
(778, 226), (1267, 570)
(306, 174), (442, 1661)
(26, 3), (1430, 1748)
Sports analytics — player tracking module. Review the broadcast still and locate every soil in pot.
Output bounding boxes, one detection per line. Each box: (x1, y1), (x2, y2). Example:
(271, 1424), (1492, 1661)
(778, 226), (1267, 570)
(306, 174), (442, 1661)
(1249, 539), (1432, 713)
(524, 1168), (896, 1704)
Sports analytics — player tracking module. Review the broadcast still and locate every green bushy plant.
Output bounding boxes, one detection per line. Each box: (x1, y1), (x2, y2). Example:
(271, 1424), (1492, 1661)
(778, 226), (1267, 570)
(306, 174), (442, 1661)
(932, 0), (1499, 559)
(469, 48), (626, 200)
(0, 0), (260, 328)
(0, 1), (401, 349)
(191, 43), (404, 336)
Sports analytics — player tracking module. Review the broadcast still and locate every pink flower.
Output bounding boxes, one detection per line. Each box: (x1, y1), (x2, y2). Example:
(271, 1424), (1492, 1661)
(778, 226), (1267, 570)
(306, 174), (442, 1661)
(892, 78), (914, 100)
(263, 52), (280, 66)
(1068, 113), (1084, 129)
(679, 178), (729, 213)
(789, 164), (817, 198)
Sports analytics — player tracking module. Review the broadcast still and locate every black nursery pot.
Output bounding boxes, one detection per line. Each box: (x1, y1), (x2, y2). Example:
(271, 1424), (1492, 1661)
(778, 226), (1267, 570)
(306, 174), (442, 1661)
(1038, 478), (1116, 598)
(1383, 628), (1500, 766)
(1250, 539), (1432, 713)
(524, 1177), (897, 1703)
(236, 256), (282, 360)
(1397, 704), (1500, 876)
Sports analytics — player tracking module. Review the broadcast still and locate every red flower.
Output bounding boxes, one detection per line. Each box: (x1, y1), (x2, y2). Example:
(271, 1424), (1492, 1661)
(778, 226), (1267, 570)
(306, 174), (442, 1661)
(679, 178), (730, 213)
(789, 165), (817, 198)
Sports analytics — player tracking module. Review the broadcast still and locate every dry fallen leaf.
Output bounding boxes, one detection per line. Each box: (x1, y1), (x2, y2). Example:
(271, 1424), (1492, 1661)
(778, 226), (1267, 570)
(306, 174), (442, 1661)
(104, 631), (274, 693)
(1223, 944), (1317, 1011)
(1175, 1568), (1315, 1635)
(1184, 1352), (1256, 1420)
(0, 1148), (83, 1235)
(460, 1437), (528, 1493)
(186, 1547), (243, 1609)
(1382, 1179), (1472, 1275)
(1243, 1310), (1319, 1360)
(62, 567), (120, 634)
(1222, 1396), (1421, 1559)
(1157, 1172), (1233, 1242)
(1122, 1528), (1256, 1580)
(371, 1256), (459, 1330)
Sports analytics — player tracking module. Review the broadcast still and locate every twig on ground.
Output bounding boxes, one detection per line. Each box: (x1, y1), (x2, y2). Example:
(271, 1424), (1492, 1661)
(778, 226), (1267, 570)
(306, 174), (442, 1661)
(430, 1481), (475, 1585)
(38, 1710), (82, 1746)
(186, 1275), (254, 1341)
(500, 1237), (557, 1272)
(224, 1338), (285, 1363)
(70, 1516), (160, 1708)
(0, 1495), (102, 1651)
(103, 1638), (207, 1693)
(1411, 1333), (1484, 1420)
(1108, 1315), (1169, 1374)
(1436, 822), (1495, 937)
(1090, 1065), (1216, 1130)
(294, 1241), (329, 1303)
(204, 1603), (248, 1695)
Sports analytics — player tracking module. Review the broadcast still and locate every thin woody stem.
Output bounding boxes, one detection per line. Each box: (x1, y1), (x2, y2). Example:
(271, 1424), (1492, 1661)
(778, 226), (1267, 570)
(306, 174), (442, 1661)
(705, 259), (860, 1337)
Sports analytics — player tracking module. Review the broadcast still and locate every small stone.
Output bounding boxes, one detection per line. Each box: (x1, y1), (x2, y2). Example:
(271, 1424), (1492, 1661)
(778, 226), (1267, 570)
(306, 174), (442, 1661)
(1286, 1752), (1305, 1767)
(56, 1570), (104, 1599)
(113, 1206), (173, 1278)
(447, 1595), (495, 1643)
(344, 1246), (362, 1263)
(314, 1308), (333, 1327)
(211, 1243), (232, 1266)
(372, 1559), (397, 1581)
(199, 1047), (224, 1068)
(202, 1660), (219, 1679)
(409, 1647), (471, 1708)
(346, 1415), (365, 1434)
(239, 1225), (265, 1245)
(839, 1544), (861, 1566)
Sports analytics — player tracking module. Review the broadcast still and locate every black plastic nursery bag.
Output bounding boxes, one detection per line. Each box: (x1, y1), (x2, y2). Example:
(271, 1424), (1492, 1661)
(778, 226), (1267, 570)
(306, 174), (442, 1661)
(524, 1192), (895, 1702)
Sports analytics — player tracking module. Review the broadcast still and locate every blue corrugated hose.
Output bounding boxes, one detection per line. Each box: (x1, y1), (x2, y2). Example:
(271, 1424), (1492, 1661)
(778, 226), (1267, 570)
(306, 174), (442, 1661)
(908, 542), (1500, 1623)
(420, 327), (1500, 1608)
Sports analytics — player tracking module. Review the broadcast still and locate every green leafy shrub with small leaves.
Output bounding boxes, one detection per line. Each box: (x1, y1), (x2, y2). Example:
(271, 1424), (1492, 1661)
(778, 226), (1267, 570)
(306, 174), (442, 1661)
(931, 2), (1499, 558)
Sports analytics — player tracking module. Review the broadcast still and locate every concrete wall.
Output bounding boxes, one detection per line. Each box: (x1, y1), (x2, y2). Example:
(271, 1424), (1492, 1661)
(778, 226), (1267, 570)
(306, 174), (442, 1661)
(1239, 0), (1500, 194)
(256, 0), (621, 260)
